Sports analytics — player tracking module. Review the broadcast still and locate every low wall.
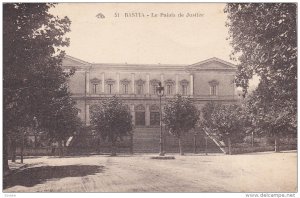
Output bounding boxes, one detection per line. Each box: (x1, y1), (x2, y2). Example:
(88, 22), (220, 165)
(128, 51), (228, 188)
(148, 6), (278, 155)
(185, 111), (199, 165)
(223, 144), (297, 155)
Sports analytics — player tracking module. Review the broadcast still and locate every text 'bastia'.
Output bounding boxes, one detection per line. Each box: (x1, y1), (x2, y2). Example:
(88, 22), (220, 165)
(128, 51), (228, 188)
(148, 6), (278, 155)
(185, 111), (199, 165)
(123, 12), (204, 18)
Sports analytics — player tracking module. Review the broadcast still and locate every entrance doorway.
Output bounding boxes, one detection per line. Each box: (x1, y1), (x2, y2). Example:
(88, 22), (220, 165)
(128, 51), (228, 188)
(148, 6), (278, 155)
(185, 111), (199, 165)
(135, 112), (145, 126)
(150, 112), (160, 126)
(150, 104), (160, 126)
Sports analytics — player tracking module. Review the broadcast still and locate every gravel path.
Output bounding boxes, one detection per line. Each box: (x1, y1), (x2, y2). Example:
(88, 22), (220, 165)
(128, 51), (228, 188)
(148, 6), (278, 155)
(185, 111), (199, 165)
(3, 151), (297, 192)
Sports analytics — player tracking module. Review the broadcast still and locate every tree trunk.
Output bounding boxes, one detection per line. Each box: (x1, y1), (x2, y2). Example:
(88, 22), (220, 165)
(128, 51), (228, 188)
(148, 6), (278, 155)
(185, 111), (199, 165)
(58, 140), (64, 157)
(227, 137), (232, 155)
(62, 140), (65, 156)
(20, 129), (25, 163)
(193, 134), (197, 154)
(251, 131), (254, 147)
(178, 137), (184, 156)
(34, 132), (37, 149)
(11, 140), (16, 162)
(111, 140), (117, 156)
(97, 136), (101, 153)
(130, 133), (133, 155)
(274, 134), (280, 153)
(205, 136), (208, 155)
(3, 132), (10, 172)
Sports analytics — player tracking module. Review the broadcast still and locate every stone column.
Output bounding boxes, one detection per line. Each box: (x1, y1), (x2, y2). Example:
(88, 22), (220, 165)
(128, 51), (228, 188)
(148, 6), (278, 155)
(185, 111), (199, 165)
(101, 72), (105, 93)
(86, 71), (90, 94)
(131, 73), (135, 94)
(175, 74), (179, 94)
(116, 73), (120, 94)
(146, 73), (150, 95)
(145, 104), (150, 126)
(131, 104), (135, 125)
(190, 74), (194, 95)
(86, 104), (90, 125)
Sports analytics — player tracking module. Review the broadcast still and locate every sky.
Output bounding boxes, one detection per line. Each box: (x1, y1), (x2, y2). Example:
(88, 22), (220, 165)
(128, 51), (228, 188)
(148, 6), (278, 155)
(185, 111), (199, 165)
(50, 3), (259, 89)
(50, 3), (233, 65)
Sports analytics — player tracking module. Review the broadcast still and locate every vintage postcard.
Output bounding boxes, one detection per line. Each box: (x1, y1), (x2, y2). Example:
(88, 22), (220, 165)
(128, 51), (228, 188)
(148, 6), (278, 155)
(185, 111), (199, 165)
(2, 2), (297, 196)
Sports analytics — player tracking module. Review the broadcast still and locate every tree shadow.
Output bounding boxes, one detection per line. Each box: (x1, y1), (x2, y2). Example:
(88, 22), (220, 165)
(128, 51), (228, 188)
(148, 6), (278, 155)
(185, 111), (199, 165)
(3, 165), (104, 189)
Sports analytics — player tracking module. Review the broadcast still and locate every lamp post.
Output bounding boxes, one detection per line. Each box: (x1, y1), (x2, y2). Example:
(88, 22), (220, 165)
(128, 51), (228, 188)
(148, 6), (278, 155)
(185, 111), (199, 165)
(156, 82), (165, 156)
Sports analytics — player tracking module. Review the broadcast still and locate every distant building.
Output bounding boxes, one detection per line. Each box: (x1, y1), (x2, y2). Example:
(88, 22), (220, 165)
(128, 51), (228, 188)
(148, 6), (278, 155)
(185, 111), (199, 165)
(63, 55), (238, 126)
(62, 55), (238, 152)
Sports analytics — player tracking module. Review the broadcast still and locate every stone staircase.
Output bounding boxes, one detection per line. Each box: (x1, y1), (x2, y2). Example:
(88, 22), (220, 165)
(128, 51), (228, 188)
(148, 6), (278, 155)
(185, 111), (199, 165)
(132, 127), (222, 153)
(133, 127), (160, 153)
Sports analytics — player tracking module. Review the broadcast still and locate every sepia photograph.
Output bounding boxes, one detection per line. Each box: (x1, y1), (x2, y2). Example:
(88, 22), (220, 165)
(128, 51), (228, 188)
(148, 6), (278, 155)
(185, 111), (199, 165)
(2, 2), (297, 196)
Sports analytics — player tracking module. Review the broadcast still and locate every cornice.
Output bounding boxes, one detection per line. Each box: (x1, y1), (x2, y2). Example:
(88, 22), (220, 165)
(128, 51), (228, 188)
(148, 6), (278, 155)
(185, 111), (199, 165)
(62, 55), (237, 72)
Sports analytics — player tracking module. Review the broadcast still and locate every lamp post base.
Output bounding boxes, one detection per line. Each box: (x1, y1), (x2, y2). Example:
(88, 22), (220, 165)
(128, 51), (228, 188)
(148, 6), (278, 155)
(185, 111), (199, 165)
(159, 152), (165, 156)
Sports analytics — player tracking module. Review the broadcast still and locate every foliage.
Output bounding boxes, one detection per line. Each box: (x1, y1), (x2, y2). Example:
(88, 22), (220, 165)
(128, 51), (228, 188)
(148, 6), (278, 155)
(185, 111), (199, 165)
(37, 86), (83, 142)
(90, 96), (133, 154)
(225, 3), (296, 98)
(225, 3), (297, 141)
(3, 3), (76, 164)
(163, 95), (200, 138)
(200, 102), (247, 144)
(3, 3), (74, 136)
(199, 102), (220, 134)
(163, 95), (200, 155)
(245, 83), (296, 138)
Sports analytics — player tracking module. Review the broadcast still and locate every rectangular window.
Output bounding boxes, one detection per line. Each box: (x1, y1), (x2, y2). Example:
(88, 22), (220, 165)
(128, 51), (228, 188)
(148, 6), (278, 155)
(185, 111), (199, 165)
(167, 85), (172, 95)
(123, 84), (128, 94)
(108, 84), (113, 94)
(182, 85), (187, 95)
(93, 84), (98, 94)
(211, 85), (217, 96)
(152, 85), (157, 95)
(137, 85), (143, 95)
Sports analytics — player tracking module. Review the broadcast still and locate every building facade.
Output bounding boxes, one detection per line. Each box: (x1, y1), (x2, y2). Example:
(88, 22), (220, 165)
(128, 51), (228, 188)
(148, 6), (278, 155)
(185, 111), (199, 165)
(62, 55), (238, 127)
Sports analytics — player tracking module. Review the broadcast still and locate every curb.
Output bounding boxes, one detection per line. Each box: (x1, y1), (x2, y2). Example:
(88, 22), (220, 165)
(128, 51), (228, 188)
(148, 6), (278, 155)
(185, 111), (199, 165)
(150, 156), (175, 160)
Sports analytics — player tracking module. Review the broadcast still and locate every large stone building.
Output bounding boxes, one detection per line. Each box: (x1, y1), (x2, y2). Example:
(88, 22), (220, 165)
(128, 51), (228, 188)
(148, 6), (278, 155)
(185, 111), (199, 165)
(62, 55), (238, 152)
(63, 55), (237, 125)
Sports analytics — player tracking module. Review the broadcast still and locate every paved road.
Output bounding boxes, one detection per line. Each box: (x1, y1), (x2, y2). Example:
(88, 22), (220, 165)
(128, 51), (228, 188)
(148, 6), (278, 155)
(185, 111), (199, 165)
(3, 151), (297, 192)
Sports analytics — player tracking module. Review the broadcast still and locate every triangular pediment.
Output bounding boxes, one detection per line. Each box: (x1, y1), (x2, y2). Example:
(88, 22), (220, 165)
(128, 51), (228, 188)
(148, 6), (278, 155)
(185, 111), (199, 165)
(187, 57), (236, 71)
(62, 55), (91, 67)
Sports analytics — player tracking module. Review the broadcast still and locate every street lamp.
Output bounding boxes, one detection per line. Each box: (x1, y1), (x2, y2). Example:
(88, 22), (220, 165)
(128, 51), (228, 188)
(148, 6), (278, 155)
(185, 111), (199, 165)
(156, 82), (165, 156)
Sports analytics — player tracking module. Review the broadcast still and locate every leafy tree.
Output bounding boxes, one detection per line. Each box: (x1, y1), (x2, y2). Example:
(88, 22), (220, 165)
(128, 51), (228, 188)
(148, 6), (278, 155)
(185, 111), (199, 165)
(245, 83), (296, 152)
(163, 95), (200, 155)
(37, 86), (83, 156)
(225, 3), (296, 97)
(225, 3), (297, 152)
(3, 3), (72, 170)
(90, 96), (133, 156)
(200, 102), (247, 154)
(199, 102), (220, 134)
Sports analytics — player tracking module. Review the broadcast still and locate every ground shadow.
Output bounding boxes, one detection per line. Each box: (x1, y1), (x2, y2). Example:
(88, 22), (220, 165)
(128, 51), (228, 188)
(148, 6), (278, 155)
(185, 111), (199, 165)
(3, 165), (104, 189)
